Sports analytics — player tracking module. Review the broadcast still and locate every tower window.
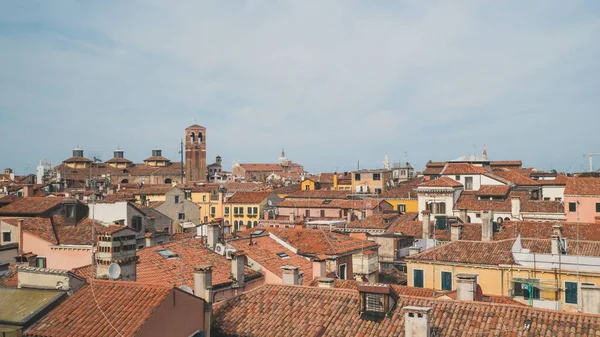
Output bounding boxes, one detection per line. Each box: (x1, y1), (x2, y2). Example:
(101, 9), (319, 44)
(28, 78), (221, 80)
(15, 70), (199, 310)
(198, 132), (203, 142)
(190, 132), (196, 142)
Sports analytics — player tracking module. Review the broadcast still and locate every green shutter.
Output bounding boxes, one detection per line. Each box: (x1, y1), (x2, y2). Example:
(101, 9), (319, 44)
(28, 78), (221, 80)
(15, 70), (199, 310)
(566, 282), (578, 304)
(414, 270), (424, 288)
(441, 272), (452, 290)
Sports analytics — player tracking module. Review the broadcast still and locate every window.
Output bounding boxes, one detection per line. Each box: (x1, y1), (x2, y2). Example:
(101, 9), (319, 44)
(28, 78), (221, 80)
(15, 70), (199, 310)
(239, 207), (244, 215)
(365, 293), (384, 312)
(234, 221), (239, 231)
(565, 282), (578, 304)
(174, 196), (180, 204)
(66, 205), (75, 218)
(375, 188), (382, 194)
(253, 221), (258, 227)
(413, 269), (424, 288)
(140, 195), (147, 204)
(544, 197), (550, 201)
(465, 177), (473, 190)
(305, 184), (311, 191)
(338, 264), (347, 280)
(2, 231), (10, 242)
(441, 271), (452, 290)
(355, 173), (361, 181)
(277, 252), (290, 259)
(455, 175), (460, 181)
(305, 210), (310, 217)
(514, 281), (540, 300)
(247, 207), (252, 214)
(131, 216), (142, 232)
(204, 216), (208, 223)
(224, 207), (230, 215)
(234, 207), (238, 215)
(320, 210), (325, 217)
(211, 206), (216, 214)
(253, 207), (258, 214)
(569, 202), (577, 212)
(36, 257), (47, 268)
(373, 173), (381, 181)
(596, 203), (600, 213)
(202, 196), (206, 202)
(397, 204), (406, 213)
(178, 213), (185, 220)
(247, 220), (252, 228)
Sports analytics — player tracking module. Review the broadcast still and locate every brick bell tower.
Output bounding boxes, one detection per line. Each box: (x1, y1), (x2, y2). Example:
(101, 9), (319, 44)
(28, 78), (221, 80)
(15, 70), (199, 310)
(185, 124), (207, 182)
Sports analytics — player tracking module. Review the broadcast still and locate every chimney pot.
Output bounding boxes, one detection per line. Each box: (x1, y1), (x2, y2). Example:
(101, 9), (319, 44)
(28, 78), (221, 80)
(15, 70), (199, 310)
(421, 211), (431, 239)
(317, 277), (335, 288)
(408, 246), (421, 256)
(404, 306), (432, 337)
(456, 274), (478, 301)
(193, 264), (213, 302)
(451, 223), (463, 241)
(481, 210), (493, 242)
(511, 197), (521, 219)
(281, 265), (301, 285)
(207, 223), (219, 251)
(231, 253), (245, 287)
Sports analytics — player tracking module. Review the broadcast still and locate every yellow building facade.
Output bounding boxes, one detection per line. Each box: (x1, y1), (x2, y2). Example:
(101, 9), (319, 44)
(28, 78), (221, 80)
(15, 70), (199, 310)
(383, 198), (419, 213)
(351, 170), (394, 194)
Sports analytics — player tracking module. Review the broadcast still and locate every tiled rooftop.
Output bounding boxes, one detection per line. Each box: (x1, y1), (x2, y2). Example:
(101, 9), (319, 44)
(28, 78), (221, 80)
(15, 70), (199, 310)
(0, 197), (65, 216)
(418, 177), (463, 188)
(346, 213), (400, 230)
(26, 281), (173, 337)
(475, 185), (511, 196)
(379, 178), (422, 199)
(285, 190), (350, 200)
(213, 284), (600, 337)
(268, 228), (379, 256)
(441, 163), (488, 175)
(565, 177), (600, 195)
(228, 235), (313, 285)
(226, 191), (272, 204)
(238, 163), (284, 172)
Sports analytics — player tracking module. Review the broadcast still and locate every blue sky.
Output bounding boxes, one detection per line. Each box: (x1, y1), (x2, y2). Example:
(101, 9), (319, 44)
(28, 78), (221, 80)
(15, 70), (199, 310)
(1, 1), (599, 175)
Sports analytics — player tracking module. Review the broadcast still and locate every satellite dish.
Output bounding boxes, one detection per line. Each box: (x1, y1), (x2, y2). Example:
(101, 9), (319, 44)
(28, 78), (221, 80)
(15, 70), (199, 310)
(179, 285), (194, 294)
(108, 263), (121, 280)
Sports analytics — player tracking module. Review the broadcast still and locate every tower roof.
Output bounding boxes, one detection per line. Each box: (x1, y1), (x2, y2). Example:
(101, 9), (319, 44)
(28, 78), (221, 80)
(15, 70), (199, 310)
(185, 124), (206, 130)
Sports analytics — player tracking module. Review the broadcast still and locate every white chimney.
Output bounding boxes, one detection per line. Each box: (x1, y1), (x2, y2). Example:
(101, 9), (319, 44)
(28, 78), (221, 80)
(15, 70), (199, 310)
(206, 223), (219, 251)
(231, 253), (245, 287)
(451, 223), (462, 241)
(193, 264), (213, 302)
(408, 246), (421, 256)
(312, 260), (326, 279)
(456, 274), (477, 301)
(421, 211), (431, 239)
(481, 211), (493, 242)
(281, 265), (300, 285)
(317, 277), (335, 288)
(511, 197), (521, 219)
(404, 306), (432, 337)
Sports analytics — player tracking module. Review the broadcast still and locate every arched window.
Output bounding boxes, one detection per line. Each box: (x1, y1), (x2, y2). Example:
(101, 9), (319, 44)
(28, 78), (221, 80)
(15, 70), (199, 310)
(190, 132), (196, 142)
(497, 217), (503, 224)
(164, 178), (172, 184)
(198, 132), (203, 142)
(247, 220), (252, 228)
(253, 221), (258, 227)
(234, 220), (239, 231)
(121, 179), (129, 184)
(504, 217), (510, 221)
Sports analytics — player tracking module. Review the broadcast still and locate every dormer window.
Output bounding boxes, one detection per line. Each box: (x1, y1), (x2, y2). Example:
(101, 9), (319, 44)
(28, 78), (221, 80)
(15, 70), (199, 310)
(357, 284), (398, 322)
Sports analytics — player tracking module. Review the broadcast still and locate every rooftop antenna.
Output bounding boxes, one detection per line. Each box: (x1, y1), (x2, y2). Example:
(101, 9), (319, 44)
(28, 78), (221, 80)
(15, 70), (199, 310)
(582, 153), (600, 172)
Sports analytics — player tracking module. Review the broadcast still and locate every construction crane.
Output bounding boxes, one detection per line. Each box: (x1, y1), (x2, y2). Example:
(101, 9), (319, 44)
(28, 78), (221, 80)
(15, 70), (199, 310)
(583, 153), (600, 172)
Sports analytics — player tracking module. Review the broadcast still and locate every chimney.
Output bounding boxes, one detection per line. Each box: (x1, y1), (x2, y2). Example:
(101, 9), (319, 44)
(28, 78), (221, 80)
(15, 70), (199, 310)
(459, 209), (468, 223)
(511, 197), (521, 219)
(206, 223), (219, 251)
(451, 222), (462, 241)
(581, 285), (600, 314)
(23, 185), (34, 198)
(289, 213), (295, 222)
(408, 246), (421, 256)
(551, 224), (563, 255)
(317, 277), (335, 288)
(347, 211), (352, 223)
(404, 306), (432, 337)
(193, 265), (213, 302)
(231, 253), (245, 287)
(421, 211), (431, 239)
(17, 219), (24, 256)
(281, 265), (301, 285)
(481, 211), (493, 242)
(312, 259), (326, 279)
(456, 274), (477, 301)
(552, 224), (563, 237)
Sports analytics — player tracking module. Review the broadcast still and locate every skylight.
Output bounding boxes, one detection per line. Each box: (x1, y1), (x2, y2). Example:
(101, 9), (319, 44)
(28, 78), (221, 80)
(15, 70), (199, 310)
(251, 229), (265, 236)
(322, 200), (332, 205)
(156, 249), (179, 259)
(277, 252), (290, 259)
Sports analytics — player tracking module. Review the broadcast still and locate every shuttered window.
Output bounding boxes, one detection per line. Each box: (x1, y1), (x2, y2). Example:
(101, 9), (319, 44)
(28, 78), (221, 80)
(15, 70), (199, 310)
(565, 282), (578, 304)
(413, 269), (424, 288)
(441, 271), (452, 290)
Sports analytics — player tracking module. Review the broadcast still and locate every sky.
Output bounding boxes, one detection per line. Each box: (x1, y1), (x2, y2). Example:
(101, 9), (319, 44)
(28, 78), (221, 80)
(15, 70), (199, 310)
(0, 1), (599, 175)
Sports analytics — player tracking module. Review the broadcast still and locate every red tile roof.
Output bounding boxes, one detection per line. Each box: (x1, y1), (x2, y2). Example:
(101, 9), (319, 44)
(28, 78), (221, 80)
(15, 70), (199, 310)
(346, 213), (400, 230)
(492, 170), (539, 186)
(268, 228), (378, 256)
(379, 178), (422, 199)
(476, 185), (510, 196)
(278, 198), (390, 211)
(455, 191), (564, 214)
(418, 177), (462, 188)
(223, 182), (266, 192)
(62, 156), (93, 163)
(495, 221), (600, 241)
(272, 184), (302, 194)
(0, 265), (18, 287)
(441, 163), (488, 175)
(239, 164), (284, 172)
(228, 236), (313, 285)
(0, 194), (19, 205)
(135, 239), (261, 289)
(213, 284), (600, 337)
(226, 191), (272, 204)
(26, 281), (174, 337)
(564, 177), (600, 196)
(0, 197), (65, 216)
(132, 184), (174, 195)
(286, 190), (350, 199)
(489, 160), (523, 167)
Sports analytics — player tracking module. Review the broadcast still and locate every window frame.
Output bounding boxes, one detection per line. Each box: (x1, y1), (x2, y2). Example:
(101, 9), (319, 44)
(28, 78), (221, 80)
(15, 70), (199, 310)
(36, 257), (47, 268)
(174, 195), (180, 204)
(178, 212), (185, 220)
(373, 173), (381, 181)
(338, 263), (347, 280)
(565, 281), (578, 304)
(441, 271), (452, 291)
(596, 203), (600, 213)
(413, 269), (424, 288)
(2, 231), (11, 242)
(569, 202), (577, 213)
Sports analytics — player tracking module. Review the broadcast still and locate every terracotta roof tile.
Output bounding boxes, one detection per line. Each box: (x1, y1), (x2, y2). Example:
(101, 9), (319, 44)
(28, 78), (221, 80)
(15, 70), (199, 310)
(239, 163), (284, 172)
(226, 191), (272, 204)
(0, 197), (65, 216)
(228, 236), (313, 285)
(26, 281), (173, 337)
(223, 182), (266, 192)
(418, 177), (462, 188)
(272, 184), (302, 194)
(278, 198), (389, 210)
(286, 190), (350, 199)
(476, 185), (510, 196)
(379, 178), (422, 199)
(564, 177), (600, 195)
(456, 191), (564, 214)
(213, 284), (600, 337)
(495, 221), (600, 241)
(347, 213), (400, 230)
(132, 184), (174, 195)
(492, 170), (539, 186)
(441, 163), (488, 175)
(268, 228), (379, 256)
